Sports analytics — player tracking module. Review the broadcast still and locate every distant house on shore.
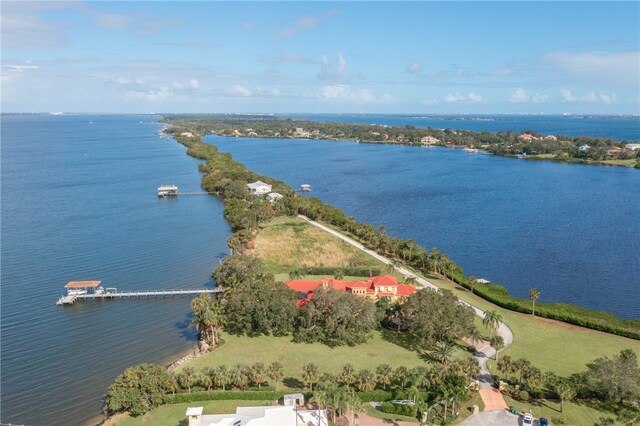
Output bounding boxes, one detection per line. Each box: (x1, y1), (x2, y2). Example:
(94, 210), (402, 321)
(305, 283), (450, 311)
(579, 144), (591, 152)
(421, 135), (440, 145)
(266, 192), (283, 202)
(180, 132), (194, 138)
(247, 181), (272, 195)
(626, 143), (640, 150)
(285, 275), (416, 306)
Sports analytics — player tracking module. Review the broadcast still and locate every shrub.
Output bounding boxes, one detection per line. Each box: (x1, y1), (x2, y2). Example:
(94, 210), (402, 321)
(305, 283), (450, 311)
(380, 401), (417, 417)
(518, 390), (530, 402)
(300, 266), (381, 277)
(356, 390), (393, 402)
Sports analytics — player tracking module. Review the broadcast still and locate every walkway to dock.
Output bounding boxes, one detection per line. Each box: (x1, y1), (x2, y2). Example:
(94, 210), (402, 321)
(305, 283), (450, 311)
(56, 288), (221, 306)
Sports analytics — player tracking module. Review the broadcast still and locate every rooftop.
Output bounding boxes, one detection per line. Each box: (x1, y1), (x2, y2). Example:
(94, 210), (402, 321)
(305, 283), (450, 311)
(65, 281), (102, 288)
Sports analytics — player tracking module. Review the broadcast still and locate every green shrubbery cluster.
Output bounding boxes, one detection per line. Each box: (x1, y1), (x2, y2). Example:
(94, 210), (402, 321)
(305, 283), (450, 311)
(300, 266), (382, 277)
(380, 401), (417, 417)
(165, 390), (310, 404)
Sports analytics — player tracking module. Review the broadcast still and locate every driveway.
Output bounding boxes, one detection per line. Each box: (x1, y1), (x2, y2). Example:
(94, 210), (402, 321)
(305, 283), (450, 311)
(461, 410), (520, 426)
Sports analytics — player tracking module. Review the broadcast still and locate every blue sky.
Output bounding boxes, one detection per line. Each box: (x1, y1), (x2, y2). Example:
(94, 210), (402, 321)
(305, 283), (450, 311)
(2, 1), (639, 114)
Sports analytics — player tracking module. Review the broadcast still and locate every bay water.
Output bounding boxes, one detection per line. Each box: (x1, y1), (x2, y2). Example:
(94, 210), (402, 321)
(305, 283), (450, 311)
(1, 114), (230, 425)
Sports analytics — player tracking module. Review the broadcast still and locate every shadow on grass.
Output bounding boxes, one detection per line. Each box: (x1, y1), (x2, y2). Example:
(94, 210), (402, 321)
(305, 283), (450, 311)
(283, 376), (305, 389)
(380, 328), (420, 352)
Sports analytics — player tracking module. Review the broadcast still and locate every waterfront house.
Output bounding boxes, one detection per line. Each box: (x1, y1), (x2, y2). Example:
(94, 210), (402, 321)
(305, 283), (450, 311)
(247, 181), (272, 195)
(186, 405), (326, 426)
(544, 135), (558, 141)
(626, 143), (640, 150)
(421, 135), (440, 145)
(285, 275), (417, 306)
(579, 144), (591, 152)
(266, 192), (284, 202)
(180, 132), (194, 138)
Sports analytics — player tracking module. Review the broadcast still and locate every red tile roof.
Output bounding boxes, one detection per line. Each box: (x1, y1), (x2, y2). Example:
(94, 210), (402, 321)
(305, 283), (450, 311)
(368, 275), (398, 286)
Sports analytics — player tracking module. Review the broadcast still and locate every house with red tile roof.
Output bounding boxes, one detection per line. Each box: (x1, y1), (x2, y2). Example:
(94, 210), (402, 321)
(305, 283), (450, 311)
(285, 275), (417, 306)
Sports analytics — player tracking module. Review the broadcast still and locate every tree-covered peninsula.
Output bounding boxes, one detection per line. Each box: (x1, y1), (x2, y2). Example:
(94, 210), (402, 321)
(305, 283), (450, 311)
(164, 114), (640, 168)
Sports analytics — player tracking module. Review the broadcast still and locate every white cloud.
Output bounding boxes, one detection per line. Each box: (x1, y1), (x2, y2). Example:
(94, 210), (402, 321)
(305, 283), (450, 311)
(444, 92), (482, 103)
(116, 77), (131, 85)
(561, 89), (616, 103)
(224, 85), (252, 97)
(319, 85), (392, 104)
(318, 52), (348, 81)
(4, 64), (39, 71)
(545, 50), (640, 85)
(406, 61), (422, 74)
(124, 87), (173, 102)
(262, 54), (316, 65)
(510, 87), (548, 103)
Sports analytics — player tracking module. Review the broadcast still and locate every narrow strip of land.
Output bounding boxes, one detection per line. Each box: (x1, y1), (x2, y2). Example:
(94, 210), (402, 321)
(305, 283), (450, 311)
(297, 214), (513, 404)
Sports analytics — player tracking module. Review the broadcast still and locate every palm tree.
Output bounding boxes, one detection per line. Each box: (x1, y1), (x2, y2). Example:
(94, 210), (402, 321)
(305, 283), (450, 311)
(311, 384), (332, 422)
(555, 380), (576, 413)
(497, 355), (514, 378)
(528, 288), (540, 316)
(482, 310), (502, 338)
(178, 367), (196, 393)
(375, 364), (393, 390)
(267, 362), (284, 391)
(212, 365), (230, 391)
(199, 373), (213, 391)
(393, 366), (409, 390)
(490, 336), (505, 360)
(404, 276), (418, 285)
(432, 341), (454, 366)
(302, 363), (320, 391)
(230, 364), (248, 390)
(340, 363), (357, 387)
(468, 276), (479, 294)
(385, 262), (396, 275)
(469, 327), (484, 347)
(356, 369), (375, 392)
(250, 362), (267, 389)
(202, 367), (216, 391)
(408, 384), (422, 406)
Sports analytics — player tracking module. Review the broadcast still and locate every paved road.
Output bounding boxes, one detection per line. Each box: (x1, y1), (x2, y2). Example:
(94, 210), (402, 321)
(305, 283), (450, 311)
(298, 215), (514, 391)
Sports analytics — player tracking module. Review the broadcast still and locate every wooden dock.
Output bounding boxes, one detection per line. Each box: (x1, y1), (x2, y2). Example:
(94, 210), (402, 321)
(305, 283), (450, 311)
(56, 288), (222, 306)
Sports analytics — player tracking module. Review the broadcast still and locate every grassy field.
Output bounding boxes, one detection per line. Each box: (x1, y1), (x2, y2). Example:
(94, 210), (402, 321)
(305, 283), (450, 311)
(254, 216), (384, 275)
(177, 330), (472, 382)
(109, 400), (274, 426)
(422, 274), (640, 377)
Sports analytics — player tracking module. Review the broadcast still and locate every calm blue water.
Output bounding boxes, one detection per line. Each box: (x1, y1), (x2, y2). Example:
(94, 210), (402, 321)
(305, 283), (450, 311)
(286, 114), (640, 141)
(209, 133), (640, 319)
(1, 114), (230, 425)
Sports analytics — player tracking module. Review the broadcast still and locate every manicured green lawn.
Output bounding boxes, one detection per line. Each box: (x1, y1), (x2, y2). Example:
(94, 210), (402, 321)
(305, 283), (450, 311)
(362, 404), (420, 423)
(177, 330), (472, 382)
(423, 275), (640, 377)
(503, 395), (620, 426)
(110, 400), (273, 426)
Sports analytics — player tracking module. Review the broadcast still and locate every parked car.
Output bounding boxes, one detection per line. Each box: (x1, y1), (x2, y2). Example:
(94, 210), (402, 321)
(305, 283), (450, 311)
(538, 418), (549, 426)
(522, 413), (533, 426)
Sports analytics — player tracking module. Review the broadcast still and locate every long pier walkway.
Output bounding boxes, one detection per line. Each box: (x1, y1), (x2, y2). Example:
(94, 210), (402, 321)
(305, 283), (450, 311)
(56, 288), (221, 306)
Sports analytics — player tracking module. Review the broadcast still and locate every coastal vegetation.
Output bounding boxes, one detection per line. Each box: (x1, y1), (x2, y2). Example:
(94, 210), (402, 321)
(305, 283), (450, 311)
(164, 115), (640, 168)
(164, 121), (639, 338)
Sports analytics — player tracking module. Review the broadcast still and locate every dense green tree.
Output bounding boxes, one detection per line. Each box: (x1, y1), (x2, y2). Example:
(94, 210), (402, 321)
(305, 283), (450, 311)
(393, 366), (410, 391)
(400, 288), (475, 349)
(212, 365), (230, 391)
(177, 367), (197, 394)
(224, 273), (298, 336)
(294, 289), (379, 346)
(585, 349), (640, 404)
(104, 364), (172, 416)
(190, 293), (225, 348)
(432, 341), (455, 366)
(339, 363), (357, 387)
(212, 253), (263, 289)
(230, 364), (248, 390)
(490, 335), (505, 360)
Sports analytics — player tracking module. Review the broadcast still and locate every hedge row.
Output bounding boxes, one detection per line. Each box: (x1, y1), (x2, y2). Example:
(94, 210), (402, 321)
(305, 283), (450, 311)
(450, 270), (640, 340)
(300, 266), (382, 277)
(380, 401), (417, 417)
(165, 390), (392, 405)
(165, 390), (313, 404)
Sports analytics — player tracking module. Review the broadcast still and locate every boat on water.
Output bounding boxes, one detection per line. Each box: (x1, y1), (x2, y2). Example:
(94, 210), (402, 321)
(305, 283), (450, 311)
(300, 184), (312, 192)
(158, 184), (178, 197)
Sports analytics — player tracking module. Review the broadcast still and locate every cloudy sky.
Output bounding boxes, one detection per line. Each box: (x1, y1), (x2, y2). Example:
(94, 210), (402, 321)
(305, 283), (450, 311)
(2, 1), (639, 114)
